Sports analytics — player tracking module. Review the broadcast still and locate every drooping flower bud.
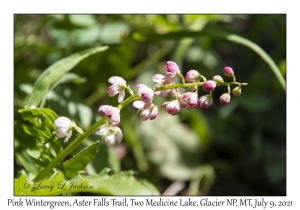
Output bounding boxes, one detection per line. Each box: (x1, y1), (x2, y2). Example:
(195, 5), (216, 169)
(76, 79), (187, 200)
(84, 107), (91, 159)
(163, 61), (181, 84)
(212, 75), (224, 86)
(149, 105), (158, 120)
(164, 61), (180, 74)
(152, 74), (165, 84)
(135, 84), (154, 108)
(232, 86), (242, 96)
(99, 105), (121, 126)
(54, 116), (83, 142)
(132, 101), (158, 121)
(199, 95), (213, 108)
(161, 100), (180, 115)
(152, 74), (172, 97)
(185, 70), (200, 83)
(179, 92), (198, 109)
(203, 80), (216, 92)
(223, 66), (234, 77)
(219, 93), (231, 106)
(106, 76), (127, 103)
(95, 126), (123, 147)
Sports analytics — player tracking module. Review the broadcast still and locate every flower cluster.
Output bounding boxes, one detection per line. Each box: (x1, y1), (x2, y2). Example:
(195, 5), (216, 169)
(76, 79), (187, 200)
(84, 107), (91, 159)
(54, 61), (247, 147)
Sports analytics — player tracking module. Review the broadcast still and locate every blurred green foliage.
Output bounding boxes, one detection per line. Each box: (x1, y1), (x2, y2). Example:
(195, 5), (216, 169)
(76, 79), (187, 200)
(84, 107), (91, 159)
(14, 14), (286, 195)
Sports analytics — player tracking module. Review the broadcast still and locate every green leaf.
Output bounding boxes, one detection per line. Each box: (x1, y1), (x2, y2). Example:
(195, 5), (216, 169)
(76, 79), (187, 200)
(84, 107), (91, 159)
(15, 152), (39, 179)
(87, 137), (120, 174)
(26, 46), (108, 107)
(49, 72), (87, 93)
(19, 108), (58, 139)
(63, 141), (100, 179)
(15, 168), (157, 195)
(22, 124), (51, 138)
(19, 108), (57, 126)
(27, 153), (49, 168)
(49, 138), (63, 157)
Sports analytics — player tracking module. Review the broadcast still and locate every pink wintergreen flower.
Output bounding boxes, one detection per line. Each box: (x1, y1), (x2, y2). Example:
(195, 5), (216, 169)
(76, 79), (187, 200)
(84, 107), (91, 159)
(152, 74), (165, 84)
(163, 72), (177, 84)
(95, 126), (123, 147)
(161, 100), (180, 116)
(133, 101), (158, 121)
(54, 116), (83, 143)
(232, 86), (242, 96)
(203, 80), (216, 92)
(212, 75), (224, 86)
(219, 93), (231, 106)
(164, 61), (181, 74)
(106, 76), (127, 103)
(98, 105), (121, 126)
(163, 61), (181, 84)
(185, 70), (201, 83)
(135, 84), (154, 108)
(199, 95), (213, 109)
(179, 92), (198, 109)
(223, 66), (235, 77)
(152, 74), (172, 97)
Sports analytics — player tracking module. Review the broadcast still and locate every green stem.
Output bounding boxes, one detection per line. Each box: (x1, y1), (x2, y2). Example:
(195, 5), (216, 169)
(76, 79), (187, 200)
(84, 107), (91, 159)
(178, 73), (186, 84)
(33, 94), (140, 181)
(154, 81), (247, 91)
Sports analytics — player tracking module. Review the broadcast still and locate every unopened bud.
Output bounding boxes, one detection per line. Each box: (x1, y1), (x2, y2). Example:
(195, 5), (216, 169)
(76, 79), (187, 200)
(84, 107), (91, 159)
(223, 66), (234, 77)
(199, 95), (213, 108)
(232, 86), (242, 96)
(219, 93), (231, 106)
(212, 75), (224, 86)
(161, 100), (180, 115)
(203, 80), (216, 92)
(185, 70), (200, 83)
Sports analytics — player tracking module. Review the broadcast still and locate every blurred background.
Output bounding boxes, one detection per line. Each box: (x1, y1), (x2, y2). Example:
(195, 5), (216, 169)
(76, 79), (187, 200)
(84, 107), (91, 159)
(14, 14), (286, 196)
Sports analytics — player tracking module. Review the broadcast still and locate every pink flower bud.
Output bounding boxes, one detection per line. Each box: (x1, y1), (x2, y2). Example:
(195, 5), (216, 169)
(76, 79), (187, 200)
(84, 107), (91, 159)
(185, 70), (200, 83)
(219, 93), (231, 106)
(232, 86), (242, 96)
(95, 126), (123, 147)
(164, 72), (176, 84)
(150, 105), (158, 120)
(212, 75), (224, 85)
(223, 66), (234, 77)
(136, 84), (154, 100)
(140, 109), (151, 121)
(161, 100), (180, 116)
(179, 92), (198, 109)
(106, 76), (127, 103)
(104, 133), (116, 147)
(132, 101), (158, 121)
(164, 61), (180, 74)
(55, 127), (69, 138)
(199, 95), (213, 108)
(54, 116), (82, 142)
(99, 105), (121, 126)
(203, 80), (216, 92)
(163, 61), (180, 84)
(135, 84), (154, 108)
(152, 74), (165, 84)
